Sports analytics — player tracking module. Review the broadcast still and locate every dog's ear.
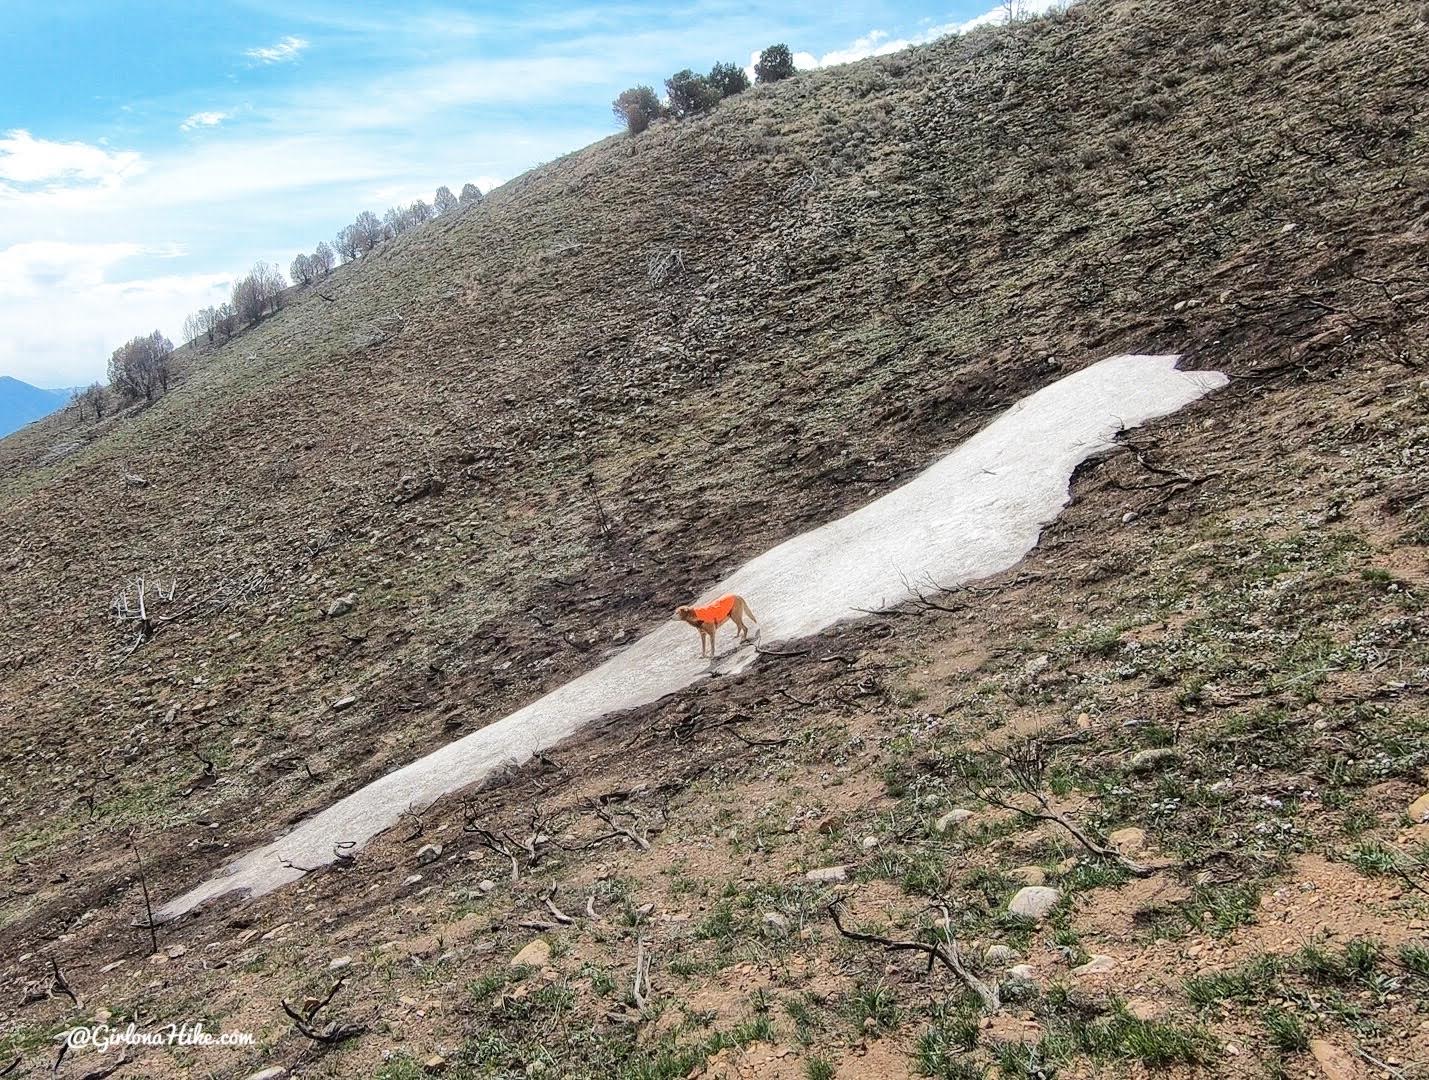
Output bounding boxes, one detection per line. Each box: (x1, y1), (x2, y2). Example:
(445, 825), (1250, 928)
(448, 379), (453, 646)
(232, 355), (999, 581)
(674, 606), (690, 618)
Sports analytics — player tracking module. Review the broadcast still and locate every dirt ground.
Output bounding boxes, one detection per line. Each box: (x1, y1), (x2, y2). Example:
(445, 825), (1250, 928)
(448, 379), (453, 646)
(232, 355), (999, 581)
(1, 0), (1427, 1076)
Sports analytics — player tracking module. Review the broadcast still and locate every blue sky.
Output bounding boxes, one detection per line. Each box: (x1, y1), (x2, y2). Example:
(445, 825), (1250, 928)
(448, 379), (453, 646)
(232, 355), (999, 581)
(0, 0), (1030, 387)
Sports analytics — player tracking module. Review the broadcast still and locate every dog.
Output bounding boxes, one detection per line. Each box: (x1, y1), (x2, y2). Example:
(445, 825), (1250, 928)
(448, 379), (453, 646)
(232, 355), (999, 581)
(674, 593), (758, 658)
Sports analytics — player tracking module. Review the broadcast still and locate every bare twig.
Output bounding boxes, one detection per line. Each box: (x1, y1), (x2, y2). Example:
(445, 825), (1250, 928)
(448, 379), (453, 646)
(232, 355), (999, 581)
(828, 902), (999, 1012)
(281, 976), (366, 1045)
(128, 832), (159, 954)
(631, 937), (652, 1012)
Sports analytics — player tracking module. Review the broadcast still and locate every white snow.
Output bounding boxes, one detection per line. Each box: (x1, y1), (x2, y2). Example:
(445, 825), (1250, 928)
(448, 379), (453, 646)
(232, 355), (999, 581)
(156, 353), (1226, 919)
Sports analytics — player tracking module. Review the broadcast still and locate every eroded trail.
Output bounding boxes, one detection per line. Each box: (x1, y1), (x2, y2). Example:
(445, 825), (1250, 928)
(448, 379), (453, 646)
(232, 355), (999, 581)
(157, 354), (1226, 919)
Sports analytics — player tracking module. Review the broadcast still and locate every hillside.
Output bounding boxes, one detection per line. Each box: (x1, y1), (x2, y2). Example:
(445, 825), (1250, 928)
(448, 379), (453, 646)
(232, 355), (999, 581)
(1, 0), (1427, 1077)
(0, 377), (69, 439)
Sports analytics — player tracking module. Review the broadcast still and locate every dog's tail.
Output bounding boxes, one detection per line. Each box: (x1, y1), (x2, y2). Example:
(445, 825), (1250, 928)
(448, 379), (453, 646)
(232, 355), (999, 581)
(739, 596), (758, 623)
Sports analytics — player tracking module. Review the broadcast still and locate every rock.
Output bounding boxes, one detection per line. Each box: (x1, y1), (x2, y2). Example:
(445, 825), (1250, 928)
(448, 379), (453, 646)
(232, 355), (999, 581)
(805, 865), (848, 883)
(1024, 654), (1049, 677)
(763, 912), (790, 934)
(1121, 511), (1139, 524)
(934, 809), (974, 833)
(166, 944), (187, 959)
(510, 939), (551, 968)
(1309, 1038), (1359, 1080)
(92, 1008), (112, 1024)
(477, 879), (496, 893)
(331, 695), (358, 711)
(416, 843), (443, 865)
(1129, 748), (1180, 773)
(1407, 792), (1429, 824)
(1007, 865), (1046, 886)
(1008, 886), (1061, 920)
(1006, 964), (1036, 983)
(1107, 827), (1147, 854)
(325, 592), (358, 618)
(1072, 954), (1117, 976)
(423, 1055), (448, 1074)
(243, 1069), (287, 1080)
(123, 474), (149, 488)
(860, 836), (879, 851)
(328, 956), (352, 971)
(984, 944), (1020, 967)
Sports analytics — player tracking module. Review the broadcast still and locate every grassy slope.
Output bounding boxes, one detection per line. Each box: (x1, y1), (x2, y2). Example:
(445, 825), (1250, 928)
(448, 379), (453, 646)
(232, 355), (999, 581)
(1, 0), (1427, 1075)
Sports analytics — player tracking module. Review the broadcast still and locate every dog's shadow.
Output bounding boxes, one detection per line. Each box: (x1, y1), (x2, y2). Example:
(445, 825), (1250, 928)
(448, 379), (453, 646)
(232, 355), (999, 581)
(704, 629), (762, 675)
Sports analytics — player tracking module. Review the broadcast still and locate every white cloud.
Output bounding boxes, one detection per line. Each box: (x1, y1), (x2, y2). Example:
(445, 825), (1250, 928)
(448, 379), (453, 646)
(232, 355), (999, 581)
(244, 35), (309, 64)
(769, 0), (1069, 76)
(180, 111), (230, 132)
(0, 241), (230, 384)
(0, 129), (144, 197)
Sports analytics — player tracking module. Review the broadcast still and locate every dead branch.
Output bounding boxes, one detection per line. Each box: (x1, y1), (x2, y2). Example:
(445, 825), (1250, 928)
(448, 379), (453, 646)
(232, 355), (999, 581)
(281, 976), (366, 1045)
(542, 886), (574, 924)
(128, 832), (159, 955)
(631, 937), (652, 1012)
(952, 741), (1153, 877)
(49, 959), (78, 1007)
(592, 805), (651, 851)
(828, 901), (999, 1012)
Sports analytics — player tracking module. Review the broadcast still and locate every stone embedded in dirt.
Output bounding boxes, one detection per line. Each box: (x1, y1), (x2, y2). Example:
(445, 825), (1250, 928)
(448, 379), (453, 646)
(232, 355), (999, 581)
(1108, 826), (1147, 853)
(403, 873), (423, 887)
(805, 865), (848, 883)
(477, 879), (496, 893)
(416, 843), (443, 865)
(860, 836), (879, 851)
(1024, 654), (1050, 677)
(763, 912), (790, 934)
(243, 1069), (286, 1080)
(422, 1054), (448, 1074)
(329, 956), (352, 971)
(1121, 511), (1139, 524)
(510, 938), (551, 968)
(1129, 747), (1181, 773)
(984, 944), (1020, 967)
(166, 944), (187, 959)
(1309, 1038), (1359, 1080)
(331, 695), (358, 712)
(1008, 865), (1047, 886)
(934, 809), (974, 833)
(1006, 964), (1036, 983)
(93, 1008), (112, 1024)
(324, 592), (358, 618)
(1008, 886), (1061, 920)
(1407, 792), (1429, 823)
(1072, 954), (1117, 976)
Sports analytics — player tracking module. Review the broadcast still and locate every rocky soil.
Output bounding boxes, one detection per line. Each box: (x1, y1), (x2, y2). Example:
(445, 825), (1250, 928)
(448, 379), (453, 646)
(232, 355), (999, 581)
(1, 0), (1426, 1076)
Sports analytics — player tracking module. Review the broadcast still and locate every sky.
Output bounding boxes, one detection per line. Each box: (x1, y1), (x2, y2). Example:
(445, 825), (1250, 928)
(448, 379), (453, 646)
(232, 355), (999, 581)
(0, 0), (1041, 388)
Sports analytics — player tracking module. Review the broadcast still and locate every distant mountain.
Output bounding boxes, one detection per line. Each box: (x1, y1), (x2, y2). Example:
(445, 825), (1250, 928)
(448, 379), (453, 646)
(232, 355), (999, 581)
(0, 376), (70, 438)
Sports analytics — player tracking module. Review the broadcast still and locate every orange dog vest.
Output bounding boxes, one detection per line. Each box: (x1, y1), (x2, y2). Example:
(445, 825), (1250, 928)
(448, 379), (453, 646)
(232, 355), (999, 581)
(691, 595), (736, 623)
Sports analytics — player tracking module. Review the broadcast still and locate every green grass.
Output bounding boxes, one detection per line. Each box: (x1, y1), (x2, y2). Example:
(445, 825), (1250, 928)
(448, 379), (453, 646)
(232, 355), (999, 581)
(1262, 1007), (1309, 1052)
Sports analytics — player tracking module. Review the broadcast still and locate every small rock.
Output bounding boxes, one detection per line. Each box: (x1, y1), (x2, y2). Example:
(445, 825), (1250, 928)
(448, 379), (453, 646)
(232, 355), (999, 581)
(1308, 1038), (1358, 1080)
(1006, 964), (1036, 983)
(763, 912), (790, 934)
(1007, 865), (1046, 886)
(1129, 748), (1180, 773)
(416, 843), (443, 865)
(1407, 792), (1429, 824)
(1121, 511), (1139, 525)
(243, 1069), (287, 1080)
(1008, 886), (1061, 920)
(166, 944), (187, 959)
(1024, 654), (1049, 677)
(92, 1008), (112, 1024)
(1107, 827), (1147, 854)
(423, 1054), (448, 1074)
(325, 592), (358, 618)
(984, 944), (1020, 967)
(328, 956), (352, 971)
(123, 474), (149, 488)
(1072, 954), (1117, 976)
(331, 695), (358, 712)
(403, 873), (423, 887)
(805, 865), (848, 883)
(477, 879), (496, 893)
(510, 939), (551, 968)
(860, 836), (879, 852)
(934, 809), (974, 833)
